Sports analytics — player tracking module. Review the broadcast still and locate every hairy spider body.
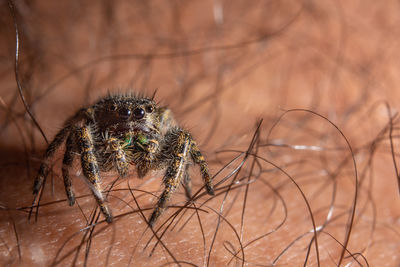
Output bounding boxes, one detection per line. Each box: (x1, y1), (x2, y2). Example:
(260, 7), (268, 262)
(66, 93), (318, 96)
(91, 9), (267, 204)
(33, 93), (214, 225)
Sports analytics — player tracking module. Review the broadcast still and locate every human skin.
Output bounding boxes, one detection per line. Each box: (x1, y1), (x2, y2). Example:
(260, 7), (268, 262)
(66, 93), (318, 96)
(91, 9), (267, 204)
(0, 0), (399, 266)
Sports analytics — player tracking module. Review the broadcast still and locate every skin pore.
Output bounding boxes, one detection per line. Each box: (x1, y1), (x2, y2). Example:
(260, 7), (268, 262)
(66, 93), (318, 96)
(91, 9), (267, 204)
(1, 0), (399, 266)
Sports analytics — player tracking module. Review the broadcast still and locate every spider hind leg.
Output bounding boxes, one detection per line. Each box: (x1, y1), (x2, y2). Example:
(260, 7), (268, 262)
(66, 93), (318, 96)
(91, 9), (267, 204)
(33, 126), (72, 195)
(190, 141), (214, 195)
(33, 108), (88, 196)
(182, 164), (192, 200)
(62, 132), (77, 206)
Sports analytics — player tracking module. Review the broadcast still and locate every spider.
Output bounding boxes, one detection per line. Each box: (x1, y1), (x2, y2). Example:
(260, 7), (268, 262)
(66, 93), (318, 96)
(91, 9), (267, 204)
(33, 93), (215, 225)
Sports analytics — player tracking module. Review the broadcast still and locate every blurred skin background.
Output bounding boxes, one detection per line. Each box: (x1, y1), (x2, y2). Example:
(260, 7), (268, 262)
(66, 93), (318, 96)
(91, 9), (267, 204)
(0, 0), (399, 266)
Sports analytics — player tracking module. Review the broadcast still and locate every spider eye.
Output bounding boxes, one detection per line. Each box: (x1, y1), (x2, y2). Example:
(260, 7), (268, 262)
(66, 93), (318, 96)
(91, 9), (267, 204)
(109, 104), (117, 111)
(145, 105), (154, 113)
(118, 107), (131, 119)
(133, 107), (145, 119)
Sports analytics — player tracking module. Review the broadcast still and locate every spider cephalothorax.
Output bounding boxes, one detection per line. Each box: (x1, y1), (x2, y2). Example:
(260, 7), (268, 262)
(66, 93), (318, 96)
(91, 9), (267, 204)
(33, 93), (214, 225)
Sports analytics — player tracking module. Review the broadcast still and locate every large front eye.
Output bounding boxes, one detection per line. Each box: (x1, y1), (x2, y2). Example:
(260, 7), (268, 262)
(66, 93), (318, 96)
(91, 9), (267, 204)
(119, 107), (131, 119)
(133, 107), (145, 119)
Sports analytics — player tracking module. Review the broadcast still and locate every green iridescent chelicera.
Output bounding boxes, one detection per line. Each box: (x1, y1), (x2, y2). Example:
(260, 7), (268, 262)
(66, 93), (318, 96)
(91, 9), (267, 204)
(123, 136), (132, 147)
(137, 133), (148, 145)
(123, 133), (148, 149)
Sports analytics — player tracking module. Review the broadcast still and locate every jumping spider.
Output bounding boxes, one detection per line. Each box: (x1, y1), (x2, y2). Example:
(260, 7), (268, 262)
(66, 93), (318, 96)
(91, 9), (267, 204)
(33, 93), (215, 225)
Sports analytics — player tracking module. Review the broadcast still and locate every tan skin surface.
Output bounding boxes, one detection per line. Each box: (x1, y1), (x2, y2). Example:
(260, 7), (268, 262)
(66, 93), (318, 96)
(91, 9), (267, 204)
(1, 0), (400, 266)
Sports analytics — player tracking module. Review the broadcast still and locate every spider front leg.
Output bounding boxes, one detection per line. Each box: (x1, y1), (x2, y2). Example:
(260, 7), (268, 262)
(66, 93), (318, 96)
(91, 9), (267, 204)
(148, 131), (191, 226)
(77, 126), (113, 223)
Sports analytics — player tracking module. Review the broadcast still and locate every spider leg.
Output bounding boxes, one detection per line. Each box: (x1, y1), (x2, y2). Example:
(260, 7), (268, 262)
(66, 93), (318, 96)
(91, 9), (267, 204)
(182, 164), (192, 200)
(33, 108), (90, 195)
(77, 126), (113, 223)
(33, 126), (72, 195)
(62, 132), (77, 206)
(190, 140), (215, 195)
(148, 131), (191, 226)
(105, 137), (129, 177)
